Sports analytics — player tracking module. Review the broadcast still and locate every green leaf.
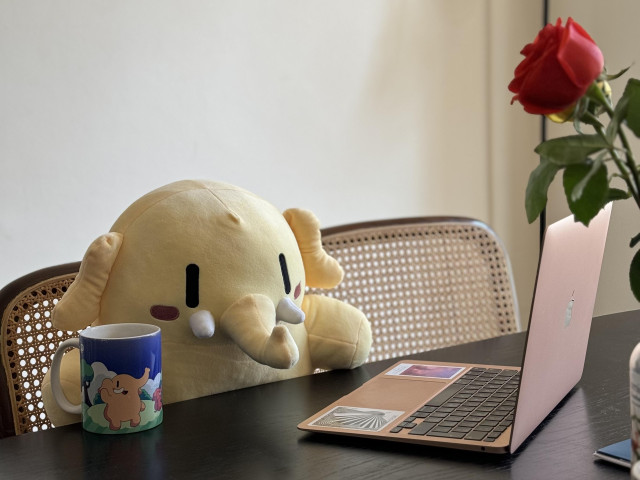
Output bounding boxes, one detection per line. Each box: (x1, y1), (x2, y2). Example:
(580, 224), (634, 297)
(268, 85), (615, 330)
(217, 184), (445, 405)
(606, 95), (629, 143)
(562, 162), (609, 225)
(570, 158), (603, 201)
(607, 187), (631, 202)
(535, 135), (609, 166)
(622, 78), (640, 137)
(630, 248), (640, 302)
(599, 66), (631, 81)
(631, 233), (640, 248)
(525, 157), (561, 223)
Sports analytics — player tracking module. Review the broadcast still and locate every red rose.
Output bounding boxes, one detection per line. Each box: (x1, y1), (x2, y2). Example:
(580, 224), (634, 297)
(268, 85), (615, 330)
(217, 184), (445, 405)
(509, 18), (604, 115)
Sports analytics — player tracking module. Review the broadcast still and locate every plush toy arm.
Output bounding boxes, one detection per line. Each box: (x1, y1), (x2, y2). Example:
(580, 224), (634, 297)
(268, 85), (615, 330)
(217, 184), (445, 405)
(283, 208), (343, 289)
(302, 294), (372, 370)
(52, 233), (123, 331)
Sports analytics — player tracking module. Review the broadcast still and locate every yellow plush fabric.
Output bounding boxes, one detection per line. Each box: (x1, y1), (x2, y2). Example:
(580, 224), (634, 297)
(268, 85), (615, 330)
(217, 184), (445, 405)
(53, 233), (122, 331)
(303, 295), (370, 370)
(42, 180), (371, 425)
(283, 208), (344, 289)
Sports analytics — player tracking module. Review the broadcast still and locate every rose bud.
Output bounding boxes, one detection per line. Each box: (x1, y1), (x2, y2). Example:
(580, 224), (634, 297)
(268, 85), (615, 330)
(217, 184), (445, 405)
(508, 17), (604, 115)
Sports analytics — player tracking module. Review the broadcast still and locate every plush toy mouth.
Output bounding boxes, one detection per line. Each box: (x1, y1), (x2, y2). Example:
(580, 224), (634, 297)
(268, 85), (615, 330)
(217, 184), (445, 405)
(113, 388), (125, 394)
(294, 282), (301, 299)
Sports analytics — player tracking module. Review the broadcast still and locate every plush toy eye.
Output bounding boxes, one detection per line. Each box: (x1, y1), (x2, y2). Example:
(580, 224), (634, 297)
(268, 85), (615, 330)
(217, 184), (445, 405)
(186, 264), (200, 308)
(279, 254), (291, 295)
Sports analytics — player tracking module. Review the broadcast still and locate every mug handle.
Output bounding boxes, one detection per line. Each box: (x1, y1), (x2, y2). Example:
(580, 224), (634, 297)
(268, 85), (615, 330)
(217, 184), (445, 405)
(50, 338), (82, 414)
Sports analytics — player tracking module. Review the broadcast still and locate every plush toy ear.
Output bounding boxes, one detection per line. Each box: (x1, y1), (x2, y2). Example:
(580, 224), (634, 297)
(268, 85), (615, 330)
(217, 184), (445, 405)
(52, 233), (123, 331)
(283, 208), (343, 289)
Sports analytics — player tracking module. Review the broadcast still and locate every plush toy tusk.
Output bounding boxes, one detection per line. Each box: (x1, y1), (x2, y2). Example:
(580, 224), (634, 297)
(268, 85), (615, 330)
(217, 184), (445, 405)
(189, 310), (215, 338)
(276, 298), (305, 324)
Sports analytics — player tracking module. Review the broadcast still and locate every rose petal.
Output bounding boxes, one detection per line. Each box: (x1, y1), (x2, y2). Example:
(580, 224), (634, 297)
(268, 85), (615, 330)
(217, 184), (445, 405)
(557, 17), (604, 88)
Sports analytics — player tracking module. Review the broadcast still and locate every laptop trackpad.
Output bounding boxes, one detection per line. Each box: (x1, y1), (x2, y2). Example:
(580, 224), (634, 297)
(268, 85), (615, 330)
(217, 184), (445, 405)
(342, 376), (449, 413)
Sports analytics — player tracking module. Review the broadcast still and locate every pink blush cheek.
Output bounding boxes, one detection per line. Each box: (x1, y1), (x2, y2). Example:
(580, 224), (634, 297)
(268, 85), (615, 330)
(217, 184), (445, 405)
(150, 305), (180, 321)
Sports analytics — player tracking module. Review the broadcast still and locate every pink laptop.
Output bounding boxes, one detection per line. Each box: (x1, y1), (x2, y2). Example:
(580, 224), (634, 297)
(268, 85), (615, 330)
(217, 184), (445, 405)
(298, 205), (611, 453)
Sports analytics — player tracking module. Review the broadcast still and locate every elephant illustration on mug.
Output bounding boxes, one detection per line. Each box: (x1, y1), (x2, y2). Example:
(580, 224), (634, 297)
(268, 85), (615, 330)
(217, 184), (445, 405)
(100, 368), (150, 431)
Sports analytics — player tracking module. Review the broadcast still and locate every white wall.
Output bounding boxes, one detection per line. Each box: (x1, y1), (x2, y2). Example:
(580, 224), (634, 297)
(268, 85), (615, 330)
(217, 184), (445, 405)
(1, 1), (546, 325)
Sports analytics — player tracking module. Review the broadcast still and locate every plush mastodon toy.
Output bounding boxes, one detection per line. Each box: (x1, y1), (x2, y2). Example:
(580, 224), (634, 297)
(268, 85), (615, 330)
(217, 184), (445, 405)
(43, 180), (371, 426)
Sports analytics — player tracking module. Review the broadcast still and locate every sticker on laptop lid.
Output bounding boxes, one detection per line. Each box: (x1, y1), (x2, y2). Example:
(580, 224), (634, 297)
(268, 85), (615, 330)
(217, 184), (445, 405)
(309, 406), (403, 432)
(386, 363), (464, 379)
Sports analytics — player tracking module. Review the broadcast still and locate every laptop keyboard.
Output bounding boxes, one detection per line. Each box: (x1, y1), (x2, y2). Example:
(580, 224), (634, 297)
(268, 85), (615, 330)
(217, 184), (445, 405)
(390, 367), (520, 442)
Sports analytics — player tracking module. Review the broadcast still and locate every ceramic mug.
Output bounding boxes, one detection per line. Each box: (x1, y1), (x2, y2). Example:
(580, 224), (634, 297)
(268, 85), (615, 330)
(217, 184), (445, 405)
(50, 323), (162, 434)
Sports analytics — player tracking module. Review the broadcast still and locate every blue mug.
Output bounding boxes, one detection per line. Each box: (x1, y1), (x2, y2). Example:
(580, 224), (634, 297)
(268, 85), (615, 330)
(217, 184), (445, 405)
(50, 323), (162, 434)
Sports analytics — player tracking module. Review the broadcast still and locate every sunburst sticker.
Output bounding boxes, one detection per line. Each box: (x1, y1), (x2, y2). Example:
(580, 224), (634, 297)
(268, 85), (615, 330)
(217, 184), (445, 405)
(310, 406), (404, 432)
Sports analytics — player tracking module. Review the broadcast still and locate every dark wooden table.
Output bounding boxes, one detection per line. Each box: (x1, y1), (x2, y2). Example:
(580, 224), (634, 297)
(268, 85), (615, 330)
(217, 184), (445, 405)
(1, 310), (638, 479)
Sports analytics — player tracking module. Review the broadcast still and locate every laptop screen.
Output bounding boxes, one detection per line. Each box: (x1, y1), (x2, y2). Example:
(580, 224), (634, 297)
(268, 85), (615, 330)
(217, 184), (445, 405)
(510, 204), (611, 453)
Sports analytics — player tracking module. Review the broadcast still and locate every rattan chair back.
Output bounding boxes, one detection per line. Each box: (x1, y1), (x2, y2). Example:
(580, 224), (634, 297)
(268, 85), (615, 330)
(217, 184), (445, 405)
(310, 217), (520, 363)
(0, 262), (80, 437)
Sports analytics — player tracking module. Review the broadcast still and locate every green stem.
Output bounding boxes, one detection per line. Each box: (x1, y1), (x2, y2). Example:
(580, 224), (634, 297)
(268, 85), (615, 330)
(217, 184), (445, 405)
(587, 82), (615, 115)
(593, 123), (640, 203)
(618, 127), (640, 208)
(587, 82), (640, 208)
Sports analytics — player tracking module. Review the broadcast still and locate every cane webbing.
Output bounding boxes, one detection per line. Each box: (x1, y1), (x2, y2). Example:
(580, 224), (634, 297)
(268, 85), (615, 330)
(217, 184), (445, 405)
(1, 269), (78, 436)
(311, 218), (520, 363)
